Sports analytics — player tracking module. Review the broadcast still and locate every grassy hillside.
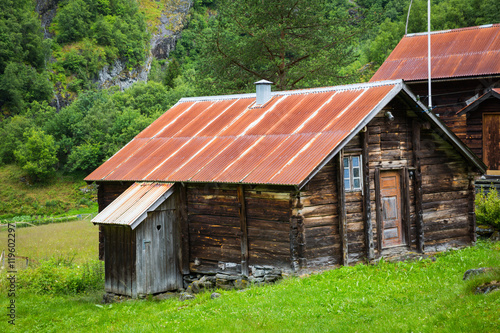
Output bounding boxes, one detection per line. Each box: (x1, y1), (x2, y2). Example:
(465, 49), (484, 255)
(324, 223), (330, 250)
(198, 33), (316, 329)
(0, 164), (97, 219)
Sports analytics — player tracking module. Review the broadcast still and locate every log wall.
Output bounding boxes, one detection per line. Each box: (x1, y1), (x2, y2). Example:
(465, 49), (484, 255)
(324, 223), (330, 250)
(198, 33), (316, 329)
(300, 161), (341, 268)
(419, 129), (475, 251)
(186, 183), (294, 274)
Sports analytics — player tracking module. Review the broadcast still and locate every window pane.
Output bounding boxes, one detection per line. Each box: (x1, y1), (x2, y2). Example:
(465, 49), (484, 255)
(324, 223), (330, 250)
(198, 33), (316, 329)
(354, 178), (360, 189)
(352, 156), (359, 167)
(344, 168), (350, 179)
(353, 167), (360, 178)
(343, 157), (349, 168)
(344, 178), (350, 189)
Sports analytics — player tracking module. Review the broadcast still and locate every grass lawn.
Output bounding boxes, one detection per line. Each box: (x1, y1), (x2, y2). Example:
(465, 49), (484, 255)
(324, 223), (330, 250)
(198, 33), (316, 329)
(0, 218), (99, 264)
(0, 219), (498, 332)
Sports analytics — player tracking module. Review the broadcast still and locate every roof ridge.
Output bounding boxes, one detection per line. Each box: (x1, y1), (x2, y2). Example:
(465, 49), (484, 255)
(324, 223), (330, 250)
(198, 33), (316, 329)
(178, 80), (403, 103)
(405, 23), (500, 38)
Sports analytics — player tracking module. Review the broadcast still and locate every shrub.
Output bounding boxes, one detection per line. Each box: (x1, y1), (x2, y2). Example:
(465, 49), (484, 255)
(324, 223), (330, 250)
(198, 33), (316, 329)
(475, 186), (500, 230)
(14, 128), (59, 182)
(7, 257), (105, 295)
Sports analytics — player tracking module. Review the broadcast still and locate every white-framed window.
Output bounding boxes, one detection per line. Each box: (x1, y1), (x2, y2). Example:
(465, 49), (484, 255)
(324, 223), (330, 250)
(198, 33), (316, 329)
(343, 155), (362, 191)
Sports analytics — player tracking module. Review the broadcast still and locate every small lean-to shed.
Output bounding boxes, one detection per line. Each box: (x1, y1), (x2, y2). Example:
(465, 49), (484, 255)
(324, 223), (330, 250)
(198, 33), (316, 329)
(370, 24), (500, 174)
(93, 182), (182, 297)
(88, 80), (486, 297)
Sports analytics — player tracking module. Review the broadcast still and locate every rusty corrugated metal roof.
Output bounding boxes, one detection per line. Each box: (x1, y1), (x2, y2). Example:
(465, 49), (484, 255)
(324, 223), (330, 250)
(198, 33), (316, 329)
(91, 182), (174, 229)
(86, 80), (403, 186)
(370, 24), (500, 82)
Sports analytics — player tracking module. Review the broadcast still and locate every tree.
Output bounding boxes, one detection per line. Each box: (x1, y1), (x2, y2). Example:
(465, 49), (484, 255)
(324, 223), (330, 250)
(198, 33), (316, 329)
(201, 0), (370, 92)
(14, 128), (59, 182)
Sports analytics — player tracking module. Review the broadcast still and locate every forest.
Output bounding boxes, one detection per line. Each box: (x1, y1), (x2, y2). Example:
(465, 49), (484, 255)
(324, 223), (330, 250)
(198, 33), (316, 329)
(0, 0), (499, 184)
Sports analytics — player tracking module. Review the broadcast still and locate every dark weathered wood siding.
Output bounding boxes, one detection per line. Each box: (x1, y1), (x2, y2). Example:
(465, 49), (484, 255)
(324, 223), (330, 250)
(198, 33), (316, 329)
(299, 160), (341, 268)
(186, 183), (294, 274)
(299, 97), (477, 269)
(102, 225), (136, 296)
(97, 181), (133, 260)
(419, 128), (474, 251)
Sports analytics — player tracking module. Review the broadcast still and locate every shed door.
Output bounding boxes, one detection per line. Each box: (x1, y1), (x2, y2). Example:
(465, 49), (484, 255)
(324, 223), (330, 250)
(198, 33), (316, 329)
(136, 196), (182, 295)
(483, 113), (500, 172)
(380, 170), (404, 247)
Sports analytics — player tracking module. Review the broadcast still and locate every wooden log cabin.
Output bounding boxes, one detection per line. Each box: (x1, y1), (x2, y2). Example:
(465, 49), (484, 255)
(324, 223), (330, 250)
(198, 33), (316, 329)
(370, 24), (500, 175)
(86, 80), (486, 297)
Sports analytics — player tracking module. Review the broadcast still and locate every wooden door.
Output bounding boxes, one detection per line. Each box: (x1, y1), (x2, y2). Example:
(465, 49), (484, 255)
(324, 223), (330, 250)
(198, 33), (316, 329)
(136, 196), (182, 296)
(380, 170), (404, 247)
(483, 113), (500, 172)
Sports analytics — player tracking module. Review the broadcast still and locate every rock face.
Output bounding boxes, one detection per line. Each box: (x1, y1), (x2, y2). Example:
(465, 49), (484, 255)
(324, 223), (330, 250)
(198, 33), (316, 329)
(36, 0), (192, 93)
(35, 0), (62, 39)
(97, 0), (192, 90)
(151, 0), (193, 59)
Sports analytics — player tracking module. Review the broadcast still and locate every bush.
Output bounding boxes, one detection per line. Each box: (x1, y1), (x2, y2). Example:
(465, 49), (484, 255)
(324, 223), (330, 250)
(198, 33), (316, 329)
(9, 257), (104, 295)
(14, 128), (59, 182)
(475, 186), (500, 230)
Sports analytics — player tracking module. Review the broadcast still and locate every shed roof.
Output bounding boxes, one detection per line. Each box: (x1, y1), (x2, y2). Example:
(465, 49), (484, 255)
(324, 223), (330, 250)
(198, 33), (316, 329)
(457, 88), (500, 115)
(92, 182), (174, 229)
(370, 24), (500, 82)
(86, 79), (486, 187)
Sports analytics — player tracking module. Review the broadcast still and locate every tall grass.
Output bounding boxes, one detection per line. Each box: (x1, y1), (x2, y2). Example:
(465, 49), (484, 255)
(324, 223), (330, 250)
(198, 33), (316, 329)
(0, 219), (99, 263)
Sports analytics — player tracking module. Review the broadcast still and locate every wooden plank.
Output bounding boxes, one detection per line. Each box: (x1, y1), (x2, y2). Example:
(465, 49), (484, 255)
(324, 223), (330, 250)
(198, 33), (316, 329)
(468, 168), (477, 243)
(412, 120), (424, 252)
(237, 185), (249, 276)
(177, 184), (190, 274)
(337, 152), (348, 266)
(374, 167), (382, 254)
(403, 167), (411, 246)
(362, 128), (374, 260)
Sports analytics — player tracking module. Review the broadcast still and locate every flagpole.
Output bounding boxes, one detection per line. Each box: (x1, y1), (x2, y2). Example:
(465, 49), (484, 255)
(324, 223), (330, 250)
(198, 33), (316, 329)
(427, 0), (432, 110)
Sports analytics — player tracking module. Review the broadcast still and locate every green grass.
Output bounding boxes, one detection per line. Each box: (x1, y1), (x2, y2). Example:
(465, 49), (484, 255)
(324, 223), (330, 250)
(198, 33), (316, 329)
(0, 239), (498, 332)
(0, 218), (98, 263)
(0, 164), (97, 218)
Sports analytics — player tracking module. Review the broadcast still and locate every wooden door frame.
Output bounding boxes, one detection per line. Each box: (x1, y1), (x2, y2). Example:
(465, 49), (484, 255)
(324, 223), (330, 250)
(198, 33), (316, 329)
(482, 112), (500, 175)
(374, 167), (411, 253)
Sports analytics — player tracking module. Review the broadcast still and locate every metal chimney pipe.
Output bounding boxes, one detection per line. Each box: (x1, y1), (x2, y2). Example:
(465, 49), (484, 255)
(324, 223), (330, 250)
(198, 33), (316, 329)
(254, 80), (273, 105)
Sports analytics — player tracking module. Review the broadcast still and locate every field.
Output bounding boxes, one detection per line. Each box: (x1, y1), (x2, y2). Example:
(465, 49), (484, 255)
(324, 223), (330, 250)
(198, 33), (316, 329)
(0, 220), (499, 332)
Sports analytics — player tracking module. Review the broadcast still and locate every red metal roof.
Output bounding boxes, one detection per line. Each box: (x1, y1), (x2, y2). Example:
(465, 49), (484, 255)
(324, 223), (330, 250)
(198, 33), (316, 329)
(91, 182), (174, 229)
(370, 24), (500, 82)
(85, 80), (406, 186)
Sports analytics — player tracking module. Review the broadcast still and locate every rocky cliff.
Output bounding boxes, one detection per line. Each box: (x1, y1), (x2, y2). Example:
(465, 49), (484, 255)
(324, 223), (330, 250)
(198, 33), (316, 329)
(35, 0), (192, 94)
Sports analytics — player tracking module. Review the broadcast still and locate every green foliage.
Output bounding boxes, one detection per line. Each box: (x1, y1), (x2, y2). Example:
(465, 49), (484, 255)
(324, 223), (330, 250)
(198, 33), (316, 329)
(0, 0), (51, 115)
(200, 0), (368, 92)
(12, 258), (104, 295)
(475, 186), (500, 230)
(51, 0), (148, 68)
(0, 115), (33, 164)
(14, 128), (59, 182)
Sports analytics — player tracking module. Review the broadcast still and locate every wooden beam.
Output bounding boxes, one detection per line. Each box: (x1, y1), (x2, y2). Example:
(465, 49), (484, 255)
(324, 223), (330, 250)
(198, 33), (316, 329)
(467, 168), (477, 243)
(237, 185), (249, 276)
(337, 151), (348, 266)
(403, 167), (411, 245)
(374, 167), (382, 254)
(361, 129), (374, 260)
(412, 120), (424, 252)
(176, 183), (190, 275)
